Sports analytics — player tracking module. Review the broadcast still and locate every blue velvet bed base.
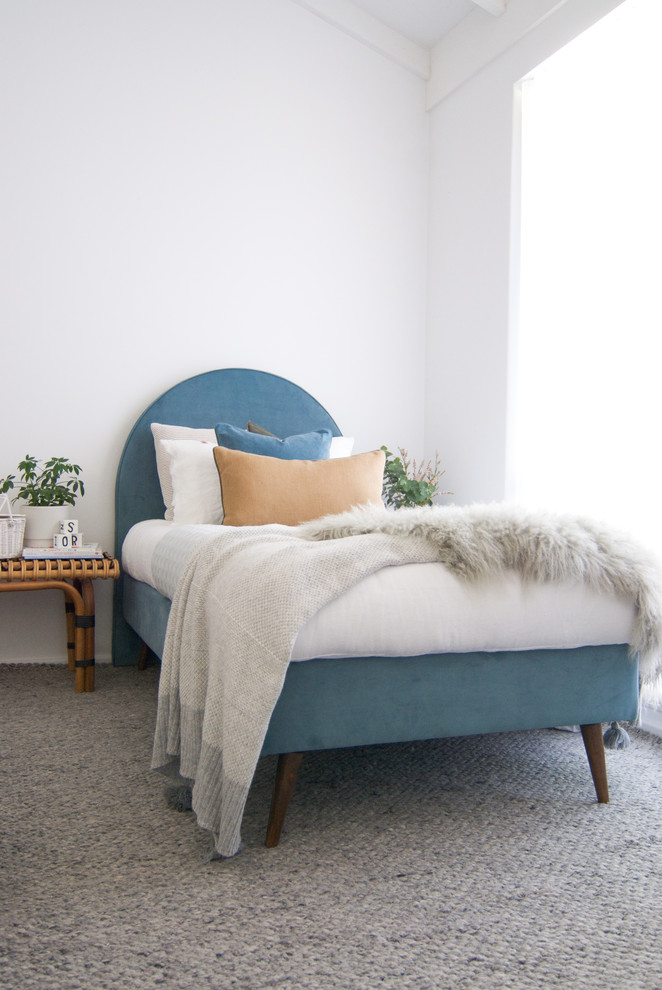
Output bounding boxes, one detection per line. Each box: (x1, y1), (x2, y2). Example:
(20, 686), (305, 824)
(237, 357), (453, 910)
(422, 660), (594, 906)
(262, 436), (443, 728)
(122, 574), (639, 757)
(114, 368), (640, 764)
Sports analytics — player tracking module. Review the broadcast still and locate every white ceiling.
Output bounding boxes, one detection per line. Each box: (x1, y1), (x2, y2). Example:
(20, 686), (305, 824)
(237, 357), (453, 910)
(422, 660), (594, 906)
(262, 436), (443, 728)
(348, 0), (487, 48)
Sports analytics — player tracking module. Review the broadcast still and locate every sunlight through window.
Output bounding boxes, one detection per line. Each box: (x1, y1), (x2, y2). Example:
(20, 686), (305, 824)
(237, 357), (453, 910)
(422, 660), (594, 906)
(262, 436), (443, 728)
(513, 0), (662, 559)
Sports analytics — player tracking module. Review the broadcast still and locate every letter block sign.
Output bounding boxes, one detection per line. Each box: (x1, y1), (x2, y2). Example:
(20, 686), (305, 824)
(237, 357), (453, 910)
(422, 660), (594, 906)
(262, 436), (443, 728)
(52, 519), (83, 549)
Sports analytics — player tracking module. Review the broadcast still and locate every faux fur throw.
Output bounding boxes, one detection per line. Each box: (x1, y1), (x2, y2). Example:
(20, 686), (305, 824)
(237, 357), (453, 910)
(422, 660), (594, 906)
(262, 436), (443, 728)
(298, 503), (662, 683)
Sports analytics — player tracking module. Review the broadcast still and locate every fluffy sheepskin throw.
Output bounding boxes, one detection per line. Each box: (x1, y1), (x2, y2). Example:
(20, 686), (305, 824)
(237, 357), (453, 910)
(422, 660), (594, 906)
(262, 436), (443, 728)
(298, 502), (662, 684)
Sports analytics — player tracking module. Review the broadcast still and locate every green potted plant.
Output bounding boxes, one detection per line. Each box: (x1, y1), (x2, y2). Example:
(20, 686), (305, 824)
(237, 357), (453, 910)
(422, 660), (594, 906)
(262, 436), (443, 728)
(381, 446), (449, 509)
(0, 455), (85, 547)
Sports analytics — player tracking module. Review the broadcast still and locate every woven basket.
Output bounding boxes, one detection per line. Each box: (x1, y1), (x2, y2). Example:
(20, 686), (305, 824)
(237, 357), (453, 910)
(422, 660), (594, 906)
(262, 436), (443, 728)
(0, 494), (26, 559)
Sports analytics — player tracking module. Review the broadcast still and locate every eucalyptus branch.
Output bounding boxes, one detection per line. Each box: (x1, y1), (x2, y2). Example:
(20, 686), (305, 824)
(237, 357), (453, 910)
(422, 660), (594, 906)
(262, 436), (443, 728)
(381, 446), (450, 510)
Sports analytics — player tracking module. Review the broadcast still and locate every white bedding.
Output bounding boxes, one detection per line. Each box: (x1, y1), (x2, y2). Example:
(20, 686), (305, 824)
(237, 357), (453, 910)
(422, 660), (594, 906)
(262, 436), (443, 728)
(122, 520), (635, 660)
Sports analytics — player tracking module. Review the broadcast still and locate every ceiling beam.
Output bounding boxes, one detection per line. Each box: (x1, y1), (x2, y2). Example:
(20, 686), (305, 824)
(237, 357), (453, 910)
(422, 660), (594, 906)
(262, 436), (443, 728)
(427, 0), (627, 109)
(427, 0), (575, 109)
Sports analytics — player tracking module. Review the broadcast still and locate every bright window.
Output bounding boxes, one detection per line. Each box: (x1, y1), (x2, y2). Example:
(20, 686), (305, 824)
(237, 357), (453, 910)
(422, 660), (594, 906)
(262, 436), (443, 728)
(513, 0), (662, 717)
(513, 0), (662, 556)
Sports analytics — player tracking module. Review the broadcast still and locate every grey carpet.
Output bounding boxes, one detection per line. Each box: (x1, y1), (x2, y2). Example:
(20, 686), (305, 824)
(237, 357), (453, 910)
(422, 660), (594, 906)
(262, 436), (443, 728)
(1, 663), (661, 990)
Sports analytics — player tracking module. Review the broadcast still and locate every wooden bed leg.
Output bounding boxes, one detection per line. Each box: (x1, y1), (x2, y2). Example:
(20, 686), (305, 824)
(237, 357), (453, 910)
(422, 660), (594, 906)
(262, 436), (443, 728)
(138, 642), (150, 670)
(580, 723), (609, 803)
(265, 752), (303, 848)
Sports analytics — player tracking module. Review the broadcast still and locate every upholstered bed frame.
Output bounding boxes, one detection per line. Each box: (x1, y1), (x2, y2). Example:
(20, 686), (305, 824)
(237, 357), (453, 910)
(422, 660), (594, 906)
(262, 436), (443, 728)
(113, 369), (640, 846)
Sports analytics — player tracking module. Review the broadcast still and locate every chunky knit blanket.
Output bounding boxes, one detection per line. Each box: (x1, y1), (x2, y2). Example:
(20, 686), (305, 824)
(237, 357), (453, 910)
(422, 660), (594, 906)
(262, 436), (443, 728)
(152, 503), (662, 857)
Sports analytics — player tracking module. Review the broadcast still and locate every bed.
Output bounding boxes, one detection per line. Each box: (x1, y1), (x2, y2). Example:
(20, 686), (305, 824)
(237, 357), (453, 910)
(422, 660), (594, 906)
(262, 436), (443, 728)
(113, 368), (653, 857)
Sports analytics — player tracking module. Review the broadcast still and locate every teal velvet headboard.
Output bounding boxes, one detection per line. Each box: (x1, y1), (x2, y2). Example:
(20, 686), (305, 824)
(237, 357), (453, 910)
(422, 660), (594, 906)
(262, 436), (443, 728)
(113, 368), (340, 665)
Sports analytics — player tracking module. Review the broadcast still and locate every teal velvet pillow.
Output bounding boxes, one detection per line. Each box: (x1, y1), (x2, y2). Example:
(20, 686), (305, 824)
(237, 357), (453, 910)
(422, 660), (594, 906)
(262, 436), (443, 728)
(215, 423), (332, 460)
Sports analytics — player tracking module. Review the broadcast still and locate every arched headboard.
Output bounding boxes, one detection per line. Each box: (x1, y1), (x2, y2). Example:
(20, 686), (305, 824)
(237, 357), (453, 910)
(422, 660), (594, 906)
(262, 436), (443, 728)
(113, 368), (341, 663)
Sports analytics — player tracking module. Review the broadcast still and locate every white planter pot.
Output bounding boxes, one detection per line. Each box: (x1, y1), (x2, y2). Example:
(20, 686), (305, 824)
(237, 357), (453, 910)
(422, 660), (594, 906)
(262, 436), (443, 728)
(23, 505), (69, 548)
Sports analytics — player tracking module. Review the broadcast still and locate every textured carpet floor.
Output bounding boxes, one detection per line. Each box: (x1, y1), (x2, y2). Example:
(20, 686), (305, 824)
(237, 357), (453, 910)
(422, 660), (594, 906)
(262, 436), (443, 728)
(1, 663), (661, 990)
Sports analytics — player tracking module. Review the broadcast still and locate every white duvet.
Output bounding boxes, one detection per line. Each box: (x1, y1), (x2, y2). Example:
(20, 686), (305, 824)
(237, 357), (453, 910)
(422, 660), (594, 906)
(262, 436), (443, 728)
(122, 520), (635, 661)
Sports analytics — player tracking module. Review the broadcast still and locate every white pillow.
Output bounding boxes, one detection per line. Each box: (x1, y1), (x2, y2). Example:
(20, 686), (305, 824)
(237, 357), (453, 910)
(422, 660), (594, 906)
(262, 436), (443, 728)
(157, 438), (223, 524)
(329, 436), (355, 459)
(151, 423), (216, 520)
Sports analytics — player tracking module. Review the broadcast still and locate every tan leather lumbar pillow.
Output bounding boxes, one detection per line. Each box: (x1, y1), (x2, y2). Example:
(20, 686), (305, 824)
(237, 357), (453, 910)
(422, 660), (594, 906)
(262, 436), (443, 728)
(213, 446), (386, 527)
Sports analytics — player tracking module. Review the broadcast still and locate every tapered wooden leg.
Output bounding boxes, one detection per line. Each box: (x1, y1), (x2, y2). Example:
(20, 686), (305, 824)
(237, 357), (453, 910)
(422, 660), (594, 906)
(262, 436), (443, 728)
(138, 642), (150, 670)
(265, 752), (303, 848)
(580, 723), (609, 803)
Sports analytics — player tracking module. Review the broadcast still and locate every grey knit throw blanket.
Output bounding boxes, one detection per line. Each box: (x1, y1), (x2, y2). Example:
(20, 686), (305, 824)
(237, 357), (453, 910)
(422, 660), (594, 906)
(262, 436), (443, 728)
(152, 503), (662, 857)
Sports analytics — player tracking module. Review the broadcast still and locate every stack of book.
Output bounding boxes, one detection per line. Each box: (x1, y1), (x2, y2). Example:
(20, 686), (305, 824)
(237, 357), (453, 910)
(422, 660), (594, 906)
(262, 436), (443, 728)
(22, 543), (105, 560)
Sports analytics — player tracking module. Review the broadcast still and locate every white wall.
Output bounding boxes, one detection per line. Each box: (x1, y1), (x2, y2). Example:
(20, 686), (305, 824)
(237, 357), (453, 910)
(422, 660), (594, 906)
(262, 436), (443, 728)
(425, 0), (626, 505)
(0, 0), (429, 663)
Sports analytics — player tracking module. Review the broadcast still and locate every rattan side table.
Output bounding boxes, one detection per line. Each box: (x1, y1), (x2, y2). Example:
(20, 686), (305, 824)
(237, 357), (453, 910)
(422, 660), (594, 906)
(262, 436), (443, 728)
(0, 554), (120, 692)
